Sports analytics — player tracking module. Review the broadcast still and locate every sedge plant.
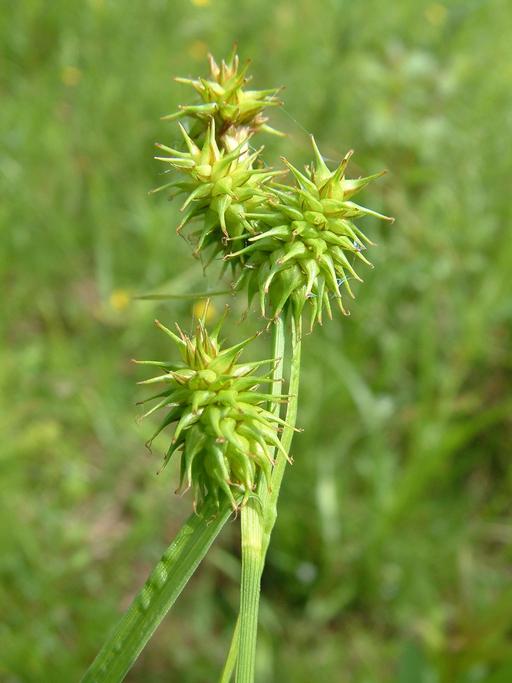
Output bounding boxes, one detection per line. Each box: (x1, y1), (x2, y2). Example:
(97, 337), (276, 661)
(82, 47), (393, 683)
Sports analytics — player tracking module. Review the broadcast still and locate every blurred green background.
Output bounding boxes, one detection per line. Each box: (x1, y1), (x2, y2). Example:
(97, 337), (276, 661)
(2, 0), (512, 681)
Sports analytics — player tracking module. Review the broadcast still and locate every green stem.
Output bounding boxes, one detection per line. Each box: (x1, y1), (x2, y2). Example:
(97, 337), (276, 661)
(225, 316), (301, 683)
(262, 314), (302, 558)
(236, 500), (264, 683)
(234, 316), (286, 683)
(81, 500), (233, 683)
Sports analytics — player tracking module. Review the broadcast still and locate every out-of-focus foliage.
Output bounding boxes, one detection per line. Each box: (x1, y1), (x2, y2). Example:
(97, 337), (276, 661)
(1, 1), (511, 681)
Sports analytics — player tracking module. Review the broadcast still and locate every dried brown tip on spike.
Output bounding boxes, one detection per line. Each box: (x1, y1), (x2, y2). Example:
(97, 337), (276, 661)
(174, 321), (186, 338)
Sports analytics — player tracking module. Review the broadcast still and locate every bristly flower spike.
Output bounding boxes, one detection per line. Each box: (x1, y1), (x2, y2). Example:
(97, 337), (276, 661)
(161, 46), (283, 149)
(136, 310), (287, 511)
(230, 137), (393, 328)
(153, 117), (281, 270)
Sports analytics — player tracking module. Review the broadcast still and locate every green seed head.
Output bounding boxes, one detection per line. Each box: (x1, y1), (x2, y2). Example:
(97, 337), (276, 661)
(153, 118), (281, 268)
(228, 137), (394, 327)
(162, 47), (283, 149)
(136, 313), (286, 511)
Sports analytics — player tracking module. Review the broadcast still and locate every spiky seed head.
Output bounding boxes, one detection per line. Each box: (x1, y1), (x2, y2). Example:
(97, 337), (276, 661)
(136, 312), (286, 511)
(228, 138), (393, 328)
(153, 118), (281, 272)
(162, 47), (283, 148)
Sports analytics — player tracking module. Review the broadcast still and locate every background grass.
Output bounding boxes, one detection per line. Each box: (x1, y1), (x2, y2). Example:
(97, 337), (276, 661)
(2, 0), (512, 681)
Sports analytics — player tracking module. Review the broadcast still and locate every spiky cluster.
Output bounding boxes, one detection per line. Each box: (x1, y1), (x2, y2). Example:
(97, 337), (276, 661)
(154, 49), (392, 327)
(136, 316), (288, 510)
(143, 50), (394, 509)
(153, 119), (281, 271)
(229, 138), (394, 326)
(162, 47), (282, 149)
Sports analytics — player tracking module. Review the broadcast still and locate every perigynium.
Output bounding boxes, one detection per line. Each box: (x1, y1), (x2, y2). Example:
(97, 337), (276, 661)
(82, 48), (393, 683)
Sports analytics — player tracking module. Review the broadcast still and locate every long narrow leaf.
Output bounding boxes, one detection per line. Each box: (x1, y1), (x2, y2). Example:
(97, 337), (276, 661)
(81, 501), (233, 683)
(134, 290), (232, 301)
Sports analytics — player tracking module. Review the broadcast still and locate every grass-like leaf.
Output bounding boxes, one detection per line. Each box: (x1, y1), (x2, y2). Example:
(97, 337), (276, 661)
(81, 501), (234, 683)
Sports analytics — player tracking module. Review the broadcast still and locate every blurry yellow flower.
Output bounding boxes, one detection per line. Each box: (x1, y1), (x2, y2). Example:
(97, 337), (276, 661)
(425, 3), (447, 26)
(61, 66), (82, 87)
(109, 289), (131, 312)
(192, 298), (216, 323)
(191, 0), (210, 6)
(188, 40), (209, 61)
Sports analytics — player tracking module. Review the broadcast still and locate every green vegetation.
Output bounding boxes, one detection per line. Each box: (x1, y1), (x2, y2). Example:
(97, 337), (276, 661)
(2, 1), (511, 682)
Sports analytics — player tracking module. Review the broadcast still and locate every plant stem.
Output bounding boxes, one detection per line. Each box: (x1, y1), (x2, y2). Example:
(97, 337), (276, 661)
(262, 314), (302, 558)
(81, 500), (233, 683)
(236, 500), (264, 683)
(234, 316), (286, 683)
(233, 316), (302, 682)
(232, 315), (301, 682)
